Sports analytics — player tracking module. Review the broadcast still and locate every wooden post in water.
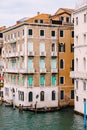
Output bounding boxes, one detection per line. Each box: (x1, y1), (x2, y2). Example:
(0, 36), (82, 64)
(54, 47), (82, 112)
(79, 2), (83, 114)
(84, 101), (86, 128)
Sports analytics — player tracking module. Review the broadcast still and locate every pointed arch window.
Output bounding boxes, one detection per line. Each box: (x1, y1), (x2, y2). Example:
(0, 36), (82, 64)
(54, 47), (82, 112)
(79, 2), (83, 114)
(29, 92), (33, 102)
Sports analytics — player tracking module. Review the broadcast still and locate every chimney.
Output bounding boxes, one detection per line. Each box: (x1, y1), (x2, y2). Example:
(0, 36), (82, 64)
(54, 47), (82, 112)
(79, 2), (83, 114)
(37, 12), (40, 15)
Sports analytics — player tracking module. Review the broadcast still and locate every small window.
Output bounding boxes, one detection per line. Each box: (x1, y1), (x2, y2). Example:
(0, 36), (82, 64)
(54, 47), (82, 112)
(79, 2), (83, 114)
(59, 43), (65, 52)
(40, 91), (44, 101)
(18, 31), (20, 37)
(28, 29), (33, 36)
(23, 29), (24, 36)
(60, 90), (64, 100)
(71, 90), (74, 99)
(51, 31), (55, 37)
(71, 31), (74, 38)
(72, 78), (74, 84)
(71, 44), (74, 52)
(40, 30), (44, 36)
(76, 17), (78, 25)
(60, 30), (64, 37)
(52, 91), (56, 100)
(84, 14), (86, 23)
(60, 59), (64, 69)
(60, 77), (64, 84)
(76, 81), (78, 90)
(83, 82), (86, 91)
(76, 96), (78, 101)
(40, 19), (43, 23)
(66, 17), (70, 23)
(60, 16), (64, 22)
(34, 19), (38, 23)
(52, 43), (55, 52)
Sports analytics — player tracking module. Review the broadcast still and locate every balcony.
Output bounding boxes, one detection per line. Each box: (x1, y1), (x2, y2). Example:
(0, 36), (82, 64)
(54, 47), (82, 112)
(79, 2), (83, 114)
(28, 51), (34, 56)
(20, 51), (24, 56)
(4, 68), (19, 73)
(28, 68), (35, 74)
(40, 51), (46, 56)
(51, 51), (57, 57)
(40, 68), (46, 73)
(70, 71), (87, 80)
(51, 68), (58, 73)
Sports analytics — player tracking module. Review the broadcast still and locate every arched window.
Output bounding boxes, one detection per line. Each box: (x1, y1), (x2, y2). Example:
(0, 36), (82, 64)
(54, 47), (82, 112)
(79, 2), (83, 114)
(59, 43), (65, 52)
(40, 91), (44, 101)
(52, 91), (56, 100)
(52, 43), (55, 52)
(60, 59), (64, 69)
(29, 92), (33, 102)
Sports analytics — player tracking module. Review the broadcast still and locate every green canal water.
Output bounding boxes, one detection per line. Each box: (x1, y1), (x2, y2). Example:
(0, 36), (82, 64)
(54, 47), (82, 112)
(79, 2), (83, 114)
(0, 104), (86, 130)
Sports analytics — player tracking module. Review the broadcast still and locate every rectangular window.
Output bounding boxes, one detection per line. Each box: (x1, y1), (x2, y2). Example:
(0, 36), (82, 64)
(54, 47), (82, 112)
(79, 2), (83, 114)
(60, 30), (64, 37)
(84, 14), (86, 23)
(40, 30), (44, 36)
(60, 77), (64, 84)
(76, 81), (78, 90)
(34, 19), (38, 23)
(28, 76), (33, 86)
(40, 58), (45, 68)
(72, 78), (74, 84)
(23, 29), (24, 36)
(51, 59), (56, 68)
(22, 76), (25, 86)
(51, 31), (55, 37)
(28, 29), (33, 36)
(84, 34), (86, 44)
(76, 36), (78, 44)
(40, 75), (45, 85)
(60, 16), (64, 21)
(51, 75), (56, 85)
(5, 88), (9, 96)
(18, 31), (20, 37)
(76, 17), (78, 25)
(71, 31), (74, 38)
(71, 90), (74, 99)
(66, 17), (70, 23)
(18, 91), (24, 101)
(28, 58), (33, 69)
(60, 90), (64, 100)
(83, 82), (86, 91)
(40, 19), (43, 23)
(76, 96), (78, 101)
(71, 44), (74, 52)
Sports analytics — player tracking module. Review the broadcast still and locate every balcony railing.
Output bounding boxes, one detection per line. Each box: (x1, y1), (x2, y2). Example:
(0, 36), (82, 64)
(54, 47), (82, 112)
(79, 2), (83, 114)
(70, 71), (87, 80)
(51, 68), (58, 73)
(28, 68), (35, 73)
(51, 51), (57, 57)
(20, 51), (25, 56)
(40, 51), (46, 56)
(4, 68), (19, 73)
(40, 68), (46, 73)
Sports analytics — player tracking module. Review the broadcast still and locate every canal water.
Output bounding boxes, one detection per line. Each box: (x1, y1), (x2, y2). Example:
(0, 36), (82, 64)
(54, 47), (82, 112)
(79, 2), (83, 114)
(0, 104), (86, 130)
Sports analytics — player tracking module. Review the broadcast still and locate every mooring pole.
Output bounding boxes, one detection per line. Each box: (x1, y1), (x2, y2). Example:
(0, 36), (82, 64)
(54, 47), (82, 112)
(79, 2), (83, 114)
(84, 101), (86, 128)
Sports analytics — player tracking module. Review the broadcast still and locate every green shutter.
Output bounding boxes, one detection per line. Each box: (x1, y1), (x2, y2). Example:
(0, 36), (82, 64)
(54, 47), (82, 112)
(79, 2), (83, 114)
(28, 76), (33, 86)
(52, 75), (56, 85)
(40, 76), (44, 85)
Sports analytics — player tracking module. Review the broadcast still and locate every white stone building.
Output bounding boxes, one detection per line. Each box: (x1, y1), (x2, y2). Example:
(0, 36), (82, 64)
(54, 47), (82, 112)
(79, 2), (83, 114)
(70, 0), (87, 114)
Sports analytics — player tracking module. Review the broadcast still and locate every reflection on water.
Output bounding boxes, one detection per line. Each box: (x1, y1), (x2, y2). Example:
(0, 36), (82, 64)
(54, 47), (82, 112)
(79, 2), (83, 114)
(0, 104), (86, 130)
